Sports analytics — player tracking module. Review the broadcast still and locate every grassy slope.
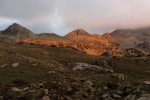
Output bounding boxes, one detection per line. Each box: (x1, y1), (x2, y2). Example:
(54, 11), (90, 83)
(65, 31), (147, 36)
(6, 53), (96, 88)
(0, 41), (150, 86)
(0, 42), (99, 84)
(111, 57), (150, 82)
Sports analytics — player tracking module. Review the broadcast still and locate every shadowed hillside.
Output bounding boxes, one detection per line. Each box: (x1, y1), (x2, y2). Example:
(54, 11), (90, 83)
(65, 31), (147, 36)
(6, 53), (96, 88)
(0, 23), (150, 99)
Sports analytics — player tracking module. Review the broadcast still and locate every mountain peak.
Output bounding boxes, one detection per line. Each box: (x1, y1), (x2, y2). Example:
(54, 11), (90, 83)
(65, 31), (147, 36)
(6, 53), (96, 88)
(76, 28), (86, 31)
(72, 29), (89, 35)
(1, 23), (34, 38)
(12, 23), (22, 27)
(5, 23), (30, 33)
(66, 29), (90, 38)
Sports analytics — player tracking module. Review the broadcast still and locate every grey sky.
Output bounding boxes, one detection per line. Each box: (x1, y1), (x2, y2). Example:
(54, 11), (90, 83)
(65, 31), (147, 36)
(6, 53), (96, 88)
(0, 0), (150, 35)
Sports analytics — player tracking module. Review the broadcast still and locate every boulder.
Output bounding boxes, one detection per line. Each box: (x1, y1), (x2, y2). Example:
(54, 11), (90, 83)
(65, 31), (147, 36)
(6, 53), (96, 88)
(137, 94), (150, 100)
(12, 63), (19, 67)
(43, 89), (49, 95)
(0, 64), (7, 68)
(143, 81), (150, 85)
(11, 87), (22, 92)
(112, 94), (121, 98)
(0, 96), (3, 100)
(112, 73), (125, 80)
(125, 94), (137, 100)
(41, 95), (50, 100)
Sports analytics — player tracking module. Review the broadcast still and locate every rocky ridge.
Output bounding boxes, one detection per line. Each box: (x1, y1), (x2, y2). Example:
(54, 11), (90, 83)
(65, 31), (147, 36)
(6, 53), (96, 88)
(1, 23), (150, 56)
(16, 28), (122, 56)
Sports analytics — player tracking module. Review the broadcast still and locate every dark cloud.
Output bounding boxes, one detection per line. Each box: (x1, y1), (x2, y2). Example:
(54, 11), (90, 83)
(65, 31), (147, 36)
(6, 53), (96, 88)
(0, 0), (150, 35)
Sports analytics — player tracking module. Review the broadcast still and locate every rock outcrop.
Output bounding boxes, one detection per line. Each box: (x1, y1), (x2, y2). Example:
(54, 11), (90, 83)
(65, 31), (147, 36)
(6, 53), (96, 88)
(2, 23), (150, 56)
(17, 28), (122, 56)
(136, 41), (150, 55)
(124, 48), (146, 57)
(110, 28), (150, 48)
(0, 23), (34, 39)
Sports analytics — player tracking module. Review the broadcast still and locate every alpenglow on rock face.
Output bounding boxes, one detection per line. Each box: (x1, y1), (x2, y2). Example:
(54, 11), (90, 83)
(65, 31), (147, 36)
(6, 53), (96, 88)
(15, 27), (122, 56)
(1, 23), (150, 56)
(65, 29), (122, 56)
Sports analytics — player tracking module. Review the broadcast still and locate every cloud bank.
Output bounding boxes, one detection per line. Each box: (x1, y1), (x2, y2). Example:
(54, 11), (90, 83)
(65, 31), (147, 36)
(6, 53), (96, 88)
(0, 0), (150, 35)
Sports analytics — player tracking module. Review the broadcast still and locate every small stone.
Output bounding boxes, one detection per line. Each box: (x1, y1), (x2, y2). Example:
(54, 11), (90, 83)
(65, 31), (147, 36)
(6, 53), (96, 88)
(125, 94), (136, 100)
(65, 96), (72, 100)
(102, 94), (109, 98)
(11, 87), (22, 92)
(85, 80), (93, 87)
(12, 63), (19, 67)
(143, 81), (150, 85)
(23, 87), (29, 91)
(0, 64), (7, 68)
(43, 89), (49, 95)
(104, 86), (108, 90)
(32, 63), (38, 67)
(112, 94), (121, 98)
(137, 97), (149, 100)
(115, 90), (123, 95)
(112, 73), (125, 80)
(105, 69), (114, 73)
(44, 52), (48, 55)
(0, 96), (3, 100)
(38, 83), (44, 88)
(29, 89), (35, 93)
(48, 71), (55, 74)
(137, 94), (150, 100)
(102, 94), (113, 100)
(142, 94), (150, 97)
(42, 96), (50, 100)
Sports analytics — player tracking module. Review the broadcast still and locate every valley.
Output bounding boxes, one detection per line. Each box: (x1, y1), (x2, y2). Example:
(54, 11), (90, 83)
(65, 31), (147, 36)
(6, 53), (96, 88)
(0, 23), (150, 99)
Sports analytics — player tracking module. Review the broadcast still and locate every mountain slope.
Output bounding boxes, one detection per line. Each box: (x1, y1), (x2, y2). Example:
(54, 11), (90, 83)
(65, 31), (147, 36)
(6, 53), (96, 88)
(110, 28), (150, 48)
(65, 29), (90, 39)
(0, 23), (34, 39)
(36, 33), (69, 41)
(16, 28), (121, 56)
(2, 23), (150, 56)
(65, 29), (121, 55)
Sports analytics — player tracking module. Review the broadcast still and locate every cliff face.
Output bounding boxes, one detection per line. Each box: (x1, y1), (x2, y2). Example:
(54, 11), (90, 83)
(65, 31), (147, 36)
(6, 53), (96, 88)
(16, 39), (70, 47)
(0, 23), (125, 56)
(65, 29), (114, 55)
(1, 23), (150, 56)
(16, 29), (122, 56)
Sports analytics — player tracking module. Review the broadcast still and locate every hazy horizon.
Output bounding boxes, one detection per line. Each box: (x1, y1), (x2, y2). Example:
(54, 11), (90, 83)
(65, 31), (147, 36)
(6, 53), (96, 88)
(0, 0), (150, 35)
